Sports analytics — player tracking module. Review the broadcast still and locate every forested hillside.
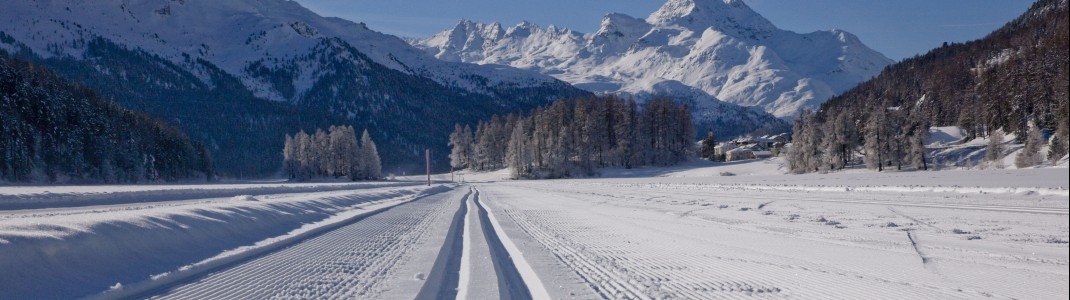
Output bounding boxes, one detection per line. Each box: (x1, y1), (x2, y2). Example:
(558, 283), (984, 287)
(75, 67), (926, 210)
(790, 0), (1069, 173)
(0, 0), (589, 177)
(0, 53), (212, 183)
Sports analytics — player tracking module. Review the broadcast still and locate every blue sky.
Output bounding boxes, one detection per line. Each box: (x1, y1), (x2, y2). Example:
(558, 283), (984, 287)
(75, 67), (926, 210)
(293, 0), (1035, 61)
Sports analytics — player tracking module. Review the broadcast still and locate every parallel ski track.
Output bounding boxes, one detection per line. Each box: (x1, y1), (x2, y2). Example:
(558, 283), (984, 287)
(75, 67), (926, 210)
(474, 188), (533, 300)
(414, 188), (471, 300)
(149, 188), (460, 299)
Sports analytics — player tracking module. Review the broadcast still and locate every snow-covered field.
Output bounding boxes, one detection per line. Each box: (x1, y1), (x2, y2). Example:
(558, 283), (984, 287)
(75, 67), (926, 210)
(2, 160), (1067, 299)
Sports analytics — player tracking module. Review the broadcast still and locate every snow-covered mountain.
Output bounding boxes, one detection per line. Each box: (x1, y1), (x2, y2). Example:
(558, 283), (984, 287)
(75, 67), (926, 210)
(413, 0), (894, 117)
(0, 0), (589, 176)
(0, 0), (571, 101)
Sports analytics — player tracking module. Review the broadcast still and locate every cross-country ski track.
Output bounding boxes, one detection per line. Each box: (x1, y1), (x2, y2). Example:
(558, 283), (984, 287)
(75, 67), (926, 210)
(105, 185), (550, 300)
(1, 165), (1067, 299)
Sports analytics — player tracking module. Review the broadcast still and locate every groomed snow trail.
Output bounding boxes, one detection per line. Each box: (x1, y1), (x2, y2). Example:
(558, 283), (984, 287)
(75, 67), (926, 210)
(147, 188), (465, 299)
(1, 184), (441, 299)
(475, 179), (1068, 299)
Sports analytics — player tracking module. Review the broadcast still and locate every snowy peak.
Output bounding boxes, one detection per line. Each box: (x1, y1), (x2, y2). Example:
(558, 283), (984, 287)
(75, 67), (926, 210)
(589, 13), (651, 55)
(597, 13), (650, 36)
(412, 0), (894, 118)
(647, 0), (776, 37)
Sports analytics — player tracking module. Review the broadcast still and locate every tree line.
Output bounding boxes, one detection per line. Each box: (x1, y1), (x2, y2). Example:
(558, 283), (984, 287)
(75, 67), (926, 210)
(283, 126), (381, 181)
(1, 52), (212, 183)
(789, 0), (1069, 173)
(449, 96), (695, 179)
(788, 108), (932, 173)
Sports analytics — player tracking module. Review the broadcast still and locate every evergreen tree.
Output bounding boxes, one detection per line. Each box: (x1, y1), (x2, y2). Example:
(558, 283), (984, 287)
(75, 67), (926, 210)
(283, 134), (297, 178)
(0, 53), (212, 183)
(908, 118), (931, 170)
(864, 107), (888, 171)
(359, 129), (382, 180)
(618, 99), (640, 168)
(699, 130), (718, 161)
(1049, 120), (1069, 162)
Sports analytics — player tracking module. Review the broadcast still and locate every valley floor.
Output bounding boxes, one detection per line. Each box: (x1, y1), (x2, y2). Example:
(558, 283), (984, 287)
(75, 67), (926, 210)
(1, 161), (1067, 299)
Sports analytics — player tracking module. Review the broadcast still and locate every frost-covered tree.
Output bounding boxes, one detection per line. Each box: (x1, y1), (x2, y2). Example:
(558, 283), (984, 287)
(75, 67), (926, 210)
(506, 118), (532, 179)
(329, 126), (358, 177)
(1015, 124), (1045, 168)
(448, 124), (471, 170)
(788, 110), (824, 173)
(358, 129), (382, 180)
(313, 129), (330, 177)
(294, 131), (314, 180)
(985, 130), (1005, 168)
(283, 126), (378, 181)
(822, 113), (850, 170)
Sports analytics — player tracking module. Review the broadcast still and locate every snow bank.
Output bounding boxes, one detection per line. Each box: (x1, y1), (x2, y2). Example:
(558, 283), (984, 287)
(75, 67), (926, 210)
(0, 185), (447, 299)
(0, 181), (416, 210)
(927, 126), (966, 147)
(91, 185), (453, 300)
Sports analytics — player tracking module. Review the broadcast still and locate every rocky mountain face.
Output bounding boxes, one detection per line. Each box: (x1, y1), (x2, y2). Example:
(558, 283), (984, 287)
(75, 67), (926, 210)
(0, 0), (589, 176)
(413, 0), (894, 118)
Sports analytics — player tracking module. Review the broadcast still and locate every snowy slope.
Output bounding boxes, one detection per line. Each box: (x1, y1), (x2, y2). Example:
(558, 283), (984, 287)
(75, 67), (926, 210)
(0, 0), (569, 101)
(413, 0), (894, 117)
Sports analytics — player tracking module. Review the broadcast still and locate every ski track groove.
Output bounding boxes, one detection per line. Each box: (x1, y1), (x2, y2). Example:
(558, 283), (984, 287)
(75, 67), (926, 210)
(150, 188), (460, 299)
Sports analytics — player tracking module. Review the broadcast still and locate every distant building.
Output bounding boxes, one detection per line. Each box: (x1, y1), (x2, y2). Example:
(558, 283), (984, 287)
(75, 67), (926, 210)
(714, 143), (738, 159)
(717, 133), (788, 161)
(754, 150), (774, 159)
(725, 147), (756, 161)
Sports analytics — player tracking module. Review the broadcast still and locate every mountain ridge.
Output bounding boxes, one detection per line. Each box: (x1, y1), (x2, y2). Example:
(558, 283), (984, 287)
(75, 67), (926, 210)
(412, 0), (894, 118)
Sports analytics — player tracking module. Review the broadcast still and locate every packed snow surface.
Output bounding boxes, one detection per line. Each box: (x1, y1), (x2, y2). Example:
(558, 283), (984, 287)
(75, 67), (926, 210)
(2, 160), (1067, 299)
